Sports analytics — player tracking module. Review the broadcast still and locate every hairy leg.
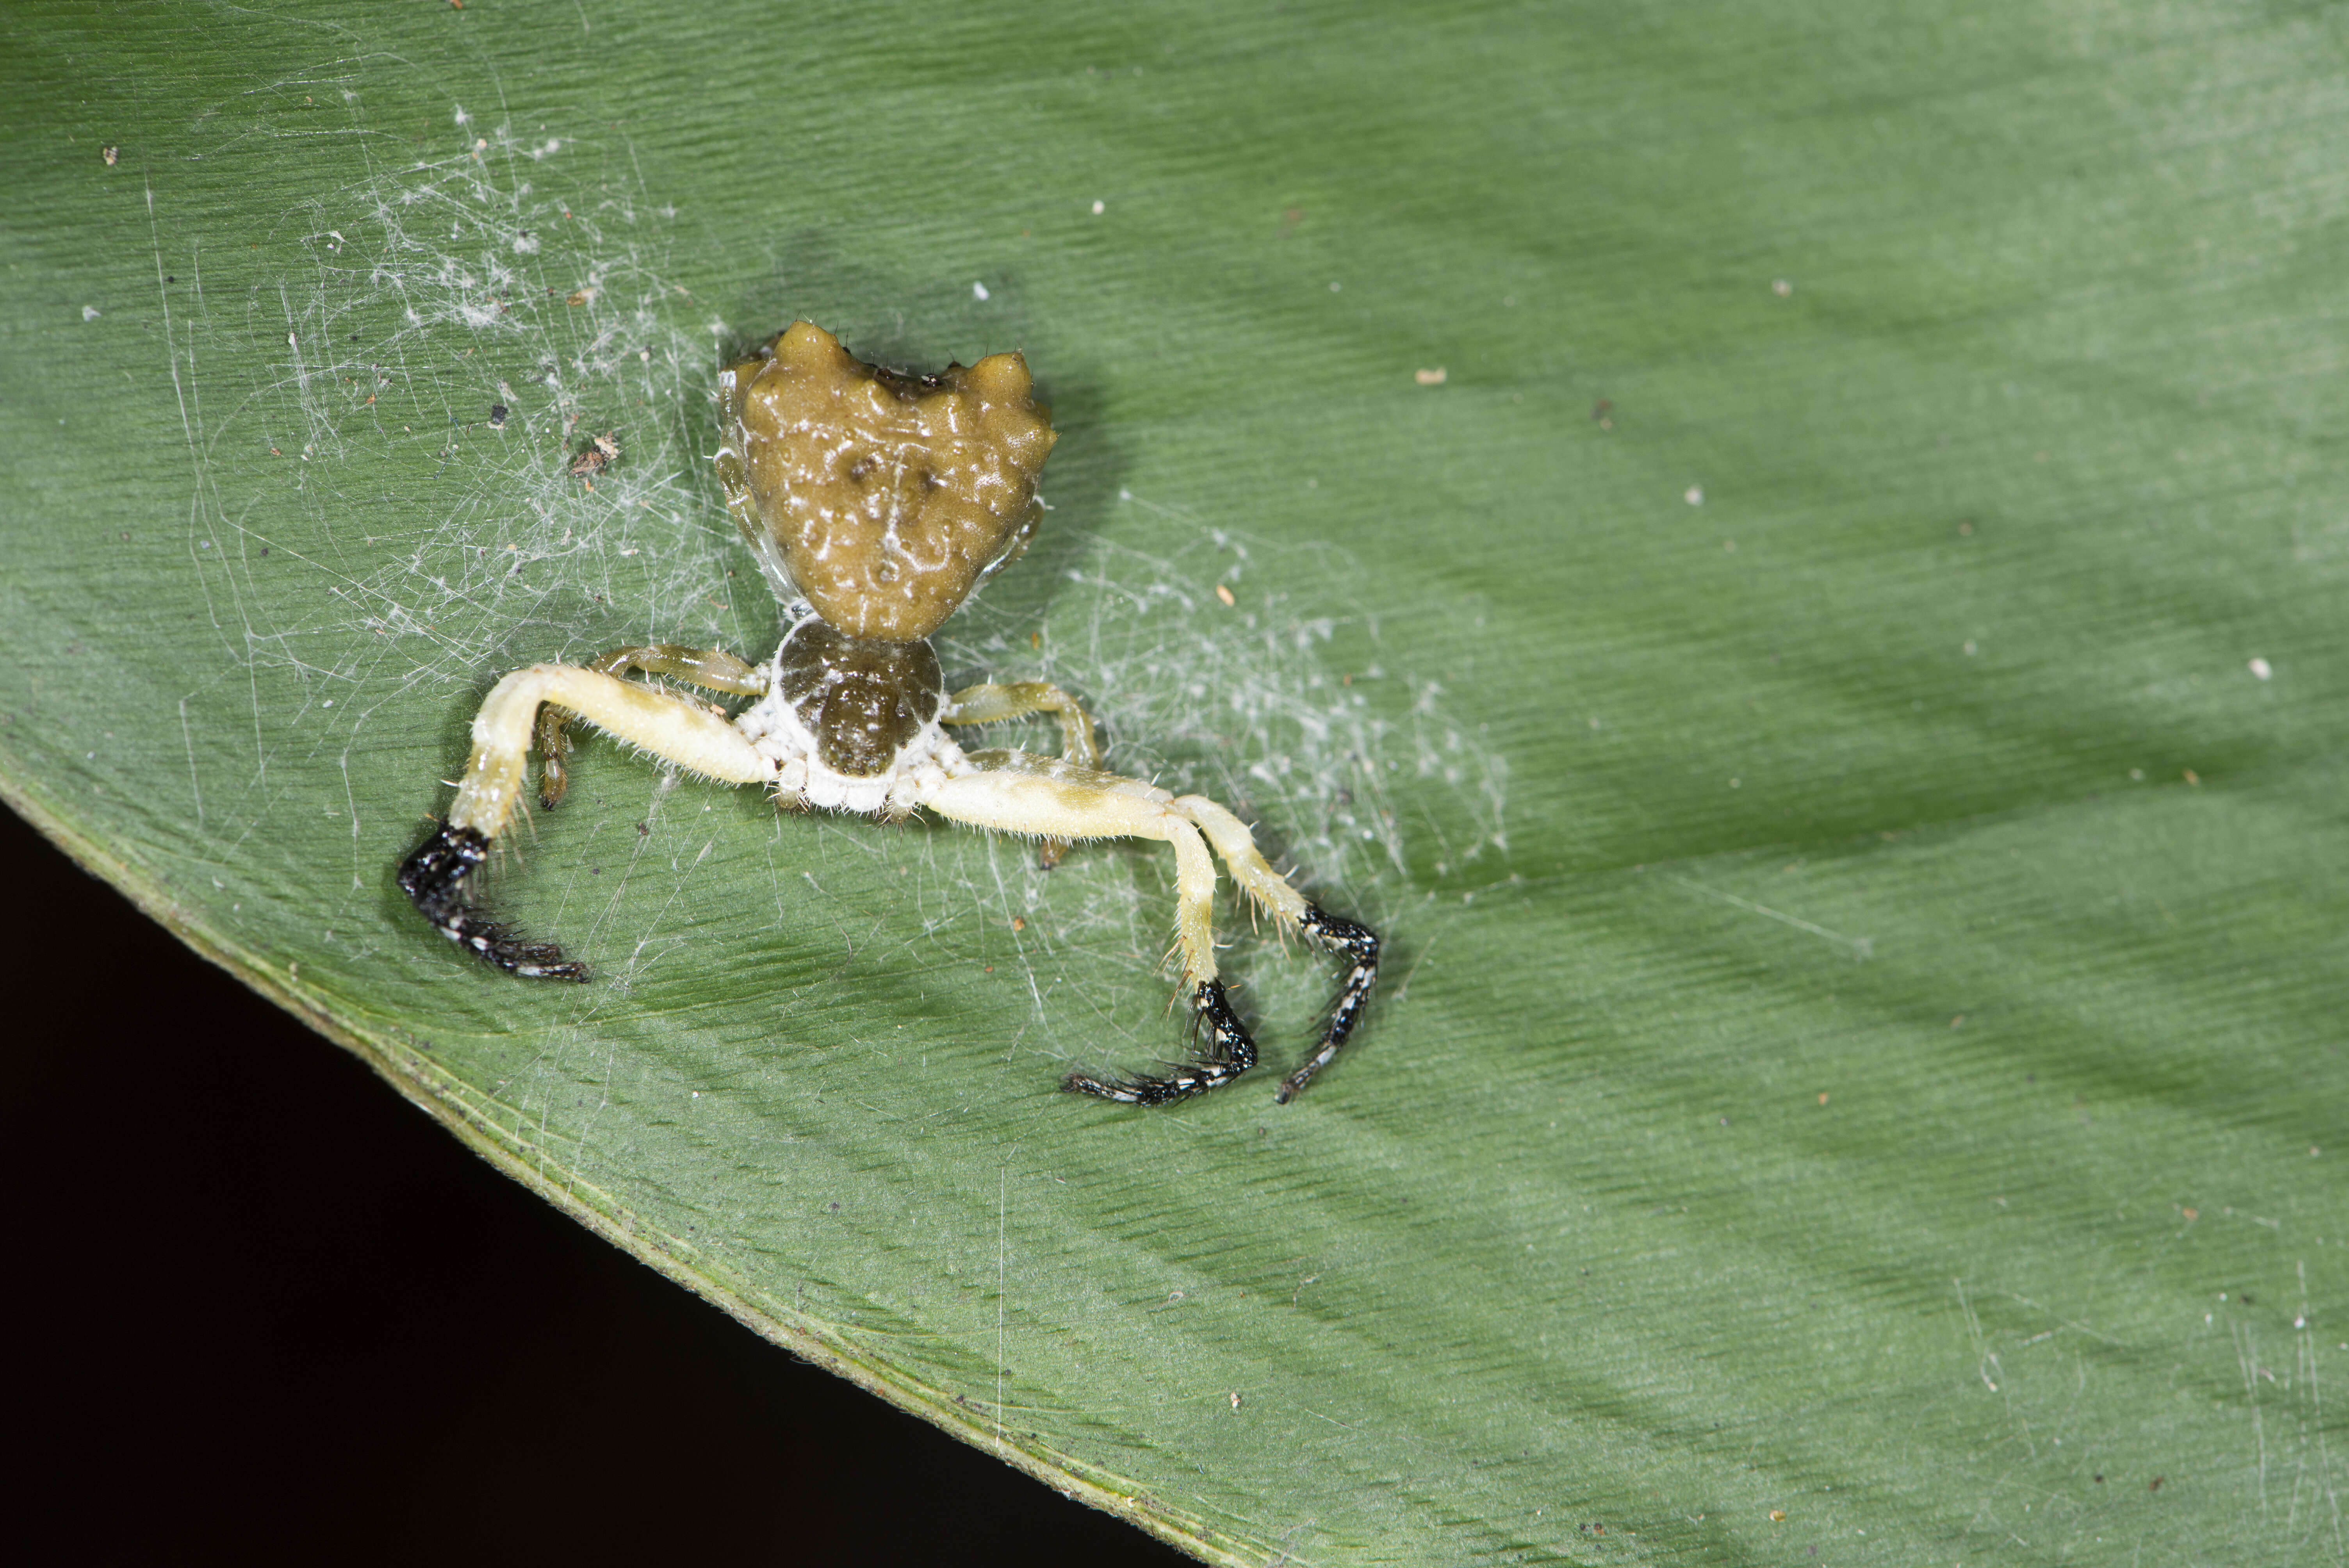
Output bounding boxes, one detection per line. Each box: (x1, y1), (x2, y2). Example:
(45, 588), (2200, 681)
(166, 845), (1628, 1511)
(940, 681), (1100, 867)
(941, 681), (1100, 768)
(535, 644), (765, 808)
(923, 751), (1257, 1103)
(402, 664), (770, 978)
(1172, 795), (1381, 1102)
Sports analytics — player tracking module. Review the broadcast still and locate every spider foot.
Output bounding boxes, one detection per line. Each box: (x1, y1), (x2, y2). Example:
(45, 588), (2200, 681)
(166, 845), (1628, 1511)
(397, 821), (589, 982)
(1062, 980), (1257, 1105)
(1276, 905), (1381, 1103)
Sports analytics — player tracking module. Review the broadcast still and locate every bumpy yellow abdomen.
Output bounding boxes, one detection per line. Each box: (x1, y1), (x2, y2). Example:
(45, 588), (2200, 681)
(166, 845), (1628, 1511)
(715, 321), (1057, 642)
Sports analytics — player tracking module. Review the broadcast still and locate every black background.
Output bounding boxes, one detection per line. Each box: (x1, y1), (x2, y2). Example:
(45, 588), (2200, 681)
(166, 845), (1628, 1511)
(7, 804), (1192, 1566)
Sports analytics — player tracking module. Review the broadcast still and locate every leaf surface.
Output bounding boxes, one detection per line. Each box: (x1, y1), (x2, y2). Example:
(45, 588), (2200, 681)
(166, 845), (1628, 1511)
(4, 4), (2345, 1562)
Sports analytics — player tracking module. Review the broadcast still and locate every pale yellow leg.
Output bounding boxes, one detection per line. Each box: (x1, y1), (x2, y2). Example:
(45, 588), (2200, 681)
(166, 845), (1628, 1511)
(941, 681), (1101, 867)
(924, 753), (1217, 984)
(405, 663), (772, 982)
(1171, 795), (1310, 928)
(451, 664), (770, 841)
(536, 644), (766, 808)
(924, 752), (1261, 1103)
(941, 681), (1100, 768)
(1166, 792), (1378, 1100)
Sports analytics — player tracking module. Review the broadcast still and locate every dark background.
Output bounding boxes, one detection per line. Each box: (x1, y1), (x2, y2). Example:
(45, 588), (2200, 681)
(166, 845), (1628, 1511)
(7, 805), (1190, 1566)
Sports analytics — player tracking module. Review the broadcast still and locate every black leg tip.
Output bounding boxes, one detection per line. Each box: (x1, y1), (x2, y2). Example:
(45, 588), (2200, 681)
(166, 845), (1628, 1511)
(397, 821), (489, 918)
(1280, 904), (1382, 1101)
(398, 820), (587, 982)
(1191, 979), (1258, 1071)
(1061, 1069), (1144, 1103)
(1062, 981), (1260, 1107)
(1299, 904), (1379, 965)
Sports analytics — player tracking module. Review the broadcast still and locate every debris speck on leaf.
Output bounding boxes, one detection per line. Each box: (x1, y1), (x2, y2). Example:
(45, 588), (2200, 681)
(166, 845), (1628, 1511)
(569, 431), (619, 478)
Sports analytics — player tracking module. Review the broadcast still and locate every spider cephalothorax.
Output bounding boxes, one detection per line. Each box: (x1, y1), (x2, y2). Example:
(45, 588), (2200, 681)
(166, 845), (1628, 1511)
(399, 321), (1379, 1103)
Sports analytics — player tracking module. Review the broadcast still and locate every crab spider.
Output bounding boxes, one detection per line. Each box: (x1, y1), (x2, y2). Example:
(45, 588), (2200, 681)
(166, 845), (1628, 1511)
(399, 322), (1378, 1103)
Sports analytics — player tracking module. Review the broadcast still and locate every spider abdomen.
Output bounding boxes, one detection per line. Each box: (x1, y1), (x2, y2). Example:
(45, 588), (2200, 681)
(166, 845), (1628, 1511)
(715, 322), (1056, 640)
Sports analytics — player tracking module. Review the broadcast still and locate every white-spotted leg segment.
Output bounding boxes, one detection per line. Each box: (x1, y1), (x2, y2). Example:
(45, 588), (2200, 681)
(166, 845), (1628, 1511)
(397, 820), (585, 980)
(1279, 907), (1380, 1103)
(400, 664), (771, 979)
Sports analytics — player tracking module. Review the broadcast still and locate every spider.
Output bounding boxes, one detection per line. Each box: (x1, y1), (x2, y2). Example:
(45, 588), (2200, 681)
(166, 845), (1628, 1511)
(399, 321), (1379, 1104)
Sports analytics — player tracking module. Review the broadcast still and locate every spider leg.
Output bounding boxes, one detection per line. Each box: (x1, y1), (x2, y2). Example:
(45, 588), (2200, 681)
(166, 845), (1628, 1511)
(1171, 794), (1381, 1102)
(403, 663), (770, 979)
(940, 681), (1101, 768)
(535, 644), (765, 809)
(399, 820), (585, 979)
(922, 751), (1256, 1103)
(939, 681), (1101, 868)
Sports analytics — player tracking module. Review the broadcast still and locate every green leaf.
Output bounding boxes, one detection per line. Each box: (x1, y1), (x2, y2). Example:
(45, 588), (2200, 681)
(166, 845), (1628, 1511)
(7, 3), (2345, 1562)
